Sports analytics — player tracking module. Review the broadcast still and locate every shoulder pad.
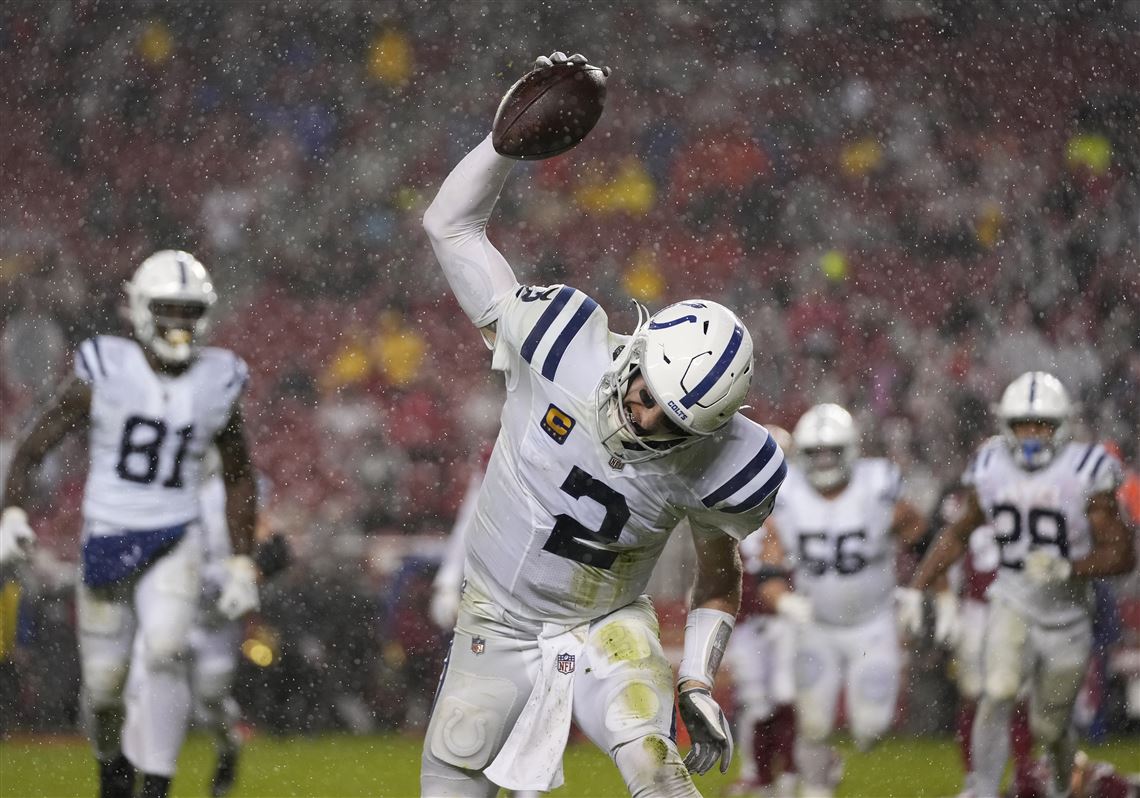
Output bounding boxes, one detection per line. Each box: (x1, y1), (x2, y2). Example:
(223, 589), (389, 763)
(698, 419), (787, 516)
(1069, 442), (1122, 495)
(74, 335), (131, 384)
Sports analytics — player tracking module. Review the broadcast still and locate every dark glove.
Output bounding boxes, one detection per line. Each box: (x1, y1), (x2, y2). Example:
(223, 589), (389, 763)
(677, 684), (734, 775)
(254, 533), (291, 579)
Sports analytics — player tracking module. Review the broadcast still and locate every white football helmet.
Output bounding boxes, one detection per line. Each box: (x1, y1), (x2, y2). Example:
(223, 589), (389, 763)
(994, 371), (1072, 470)
(793, 403), (858, 491)
(597, 299), (754, 463)
(126, 250), (217, 364)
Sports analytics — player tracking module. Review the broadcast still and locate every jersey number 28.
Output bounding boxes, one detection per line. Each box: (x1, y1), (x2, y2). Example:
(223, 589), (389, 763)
(116, 415), (195, 488)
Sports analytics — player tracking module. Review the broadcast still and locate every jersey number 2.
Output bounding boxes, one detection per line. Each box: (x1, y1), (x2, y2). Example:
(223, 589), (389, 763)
(116, 416), (194, 488)
(543, 465), (630, 569)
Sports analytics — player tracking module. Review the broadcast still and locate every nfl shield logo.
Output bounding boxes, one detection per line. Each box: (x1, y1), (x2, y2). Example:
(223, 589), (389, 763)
(471, 636), (486, 656)
(608, 455), (624, 471)
(556, 652), (576, 674)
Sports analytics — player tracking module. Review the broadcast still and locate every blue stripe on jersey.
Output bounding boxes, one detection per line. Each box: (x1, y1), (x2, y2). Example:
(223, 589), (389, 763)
(680, 324), (744, 409)
(1075, 444), (1096, 474)
(702, 433), (778, 508)
(724, 460), (787, 514)
(1089, 452), (1107, 481)
(520, 286), (575, 365)
(76, 347), (95, 381)
(90, 338), (108, 377)
(542, 296), (598, 380)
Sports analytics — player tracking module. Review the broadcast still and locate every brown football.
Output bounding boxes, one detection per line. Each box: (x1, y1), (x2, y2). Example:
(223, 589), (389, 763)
(492, 61), (608, 160)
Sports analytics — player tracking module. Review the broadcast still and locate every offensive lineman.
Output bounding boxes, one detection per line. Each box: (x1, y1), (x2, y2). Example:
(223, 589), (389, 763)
(906, 372), (1135, 798)
(754, 404), (926, 798)
(0, 251), (260, 798)
(419, 53), (787, 797)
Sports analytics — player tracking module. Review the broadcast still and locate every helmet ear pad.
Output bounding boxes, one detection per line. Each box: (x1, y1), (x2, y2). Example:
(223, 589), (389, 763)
(126, 250), (218, 363)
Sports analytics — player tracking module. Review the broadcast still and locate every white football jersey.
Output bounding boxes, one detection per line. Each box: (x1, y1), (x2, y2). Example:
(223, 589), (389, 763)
(465, 285), (786, 626)
(75, 336), (248, 532)
(772, 459), (902, 626)
(963, 437), (1121, 627)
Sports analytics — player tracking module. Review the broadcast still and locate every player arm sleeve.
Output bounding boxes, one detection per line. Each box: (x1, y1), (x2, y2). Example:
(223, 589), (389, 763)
(423, 134), (522, 329)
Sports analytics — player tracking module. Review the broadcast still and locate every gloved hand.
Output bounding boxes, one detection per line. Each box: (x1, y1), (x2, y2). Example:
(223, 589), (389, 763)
(532, 51), (611, 77)
(429, 585), (460, 630)
(677, 683), (734, 775)
(933, 591), (961, 646)
(217, 555), (259, 620)
(0, 507), (36, 566)
(1024, 549), (1072, 586)
(894, 587), (924, 637)
(254, 533), (292, 580)
(775, 592), (813, 625)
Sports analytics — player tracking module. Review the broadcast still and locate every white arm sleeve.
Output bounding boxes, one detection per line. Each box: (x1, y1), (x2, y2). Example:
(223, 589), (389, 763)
(423, 134), (521, 328)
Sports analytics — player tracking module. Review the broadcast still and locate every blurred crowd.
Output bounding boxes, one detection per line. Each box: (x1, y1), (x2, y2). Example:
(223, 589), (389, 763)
(1, 0), (1139, 737)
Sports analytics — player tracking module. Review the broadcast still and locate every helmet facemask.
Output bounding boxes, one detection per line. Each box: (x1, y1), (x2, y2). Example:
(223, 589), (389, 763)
(994, 372), (1072, 471)
(793, 403), (858, 492)
(126, 251), (217, 365)
(596, 299), (753, 464)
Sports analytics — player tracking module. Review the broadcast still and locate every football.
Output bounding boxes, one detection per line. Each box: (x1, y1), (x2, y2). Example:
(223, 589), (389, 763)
(492, 60), (608, 160)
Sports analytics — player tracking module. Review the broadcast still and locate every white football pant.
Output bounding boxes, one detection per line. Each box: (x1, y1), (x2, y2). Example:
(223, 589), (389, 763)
(79, 522), (200, 776)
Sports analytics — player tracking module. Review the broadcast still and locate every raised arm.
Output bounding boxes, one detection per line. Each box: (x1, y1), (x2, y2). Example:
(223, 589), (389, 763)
(422, 135), (521, 339)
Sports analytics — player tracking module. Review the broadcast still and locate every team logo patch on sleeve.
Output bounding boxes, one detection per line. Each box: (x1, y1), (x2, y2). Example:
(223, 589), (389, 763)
(540, 404), (576, 444)
(556, 653), (576, 674)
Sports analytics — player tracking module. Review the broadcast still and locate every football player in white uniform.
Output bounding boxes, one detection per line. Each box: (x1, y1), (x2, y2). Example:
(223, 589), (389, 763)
(0, 251), (259, 798)
(722, 425), (799, 798)
(419, 53), (787, 798)
(753, 404), (926, 798)
(907, 372), (1136, 798)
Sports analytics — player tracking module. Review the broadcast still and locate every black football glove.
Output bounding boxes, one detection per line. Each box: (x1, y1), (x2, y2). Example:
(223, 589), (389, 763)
(677, 684), (734, 775)
(254, 533), (291, 580)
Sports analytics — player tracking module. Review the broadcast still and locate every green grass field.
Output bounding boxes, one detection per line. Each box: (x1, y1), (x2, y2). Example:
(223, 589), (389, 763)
(1, 733), (1137, 798)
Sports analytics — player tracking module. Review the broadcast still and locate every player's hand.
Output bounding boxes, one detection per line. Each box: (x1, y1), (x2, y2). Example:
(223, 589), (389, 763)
(775, 593), (813, 625)
(677, 682), (733, 775)
(894, 587), (924, 637)
(1024, 549), (1072, 585)
(217, 555), (260, 620)
(933, 591), (960, 646)
(254, 533), (292, 580)
(0, 507), (36, 566)
(429, 586), (460, 630)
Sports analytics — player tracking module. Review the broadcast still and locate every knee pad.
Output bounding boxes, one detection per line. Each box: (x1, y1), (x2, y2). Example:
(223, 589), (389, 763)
(983, 660), (1022, 702)
(83, 659), (129, 709)
(428, 670), (517, 771)
(612, 735), (698, 798)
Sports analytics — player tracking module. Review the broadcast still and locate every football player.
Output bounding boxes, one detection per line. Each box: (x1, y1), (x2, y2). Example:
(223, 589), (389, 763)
(124, 456), (288, 798)
(722, 426), (799, 798)
(753, 404), (926, 798)
(419, 52), (787, 798)
(906, 372), (1136, 798)
(0, 251), (260, 798)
